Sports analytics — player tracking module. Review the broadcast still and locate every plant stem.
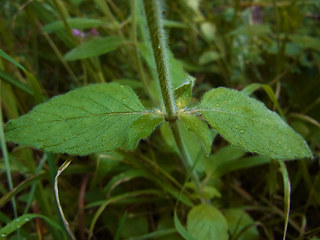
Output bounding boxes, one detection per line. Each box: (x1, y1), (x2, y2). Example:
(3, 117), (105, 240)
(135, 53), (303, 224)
(143, 0), (177, 122)
(143, 0), (203, 197)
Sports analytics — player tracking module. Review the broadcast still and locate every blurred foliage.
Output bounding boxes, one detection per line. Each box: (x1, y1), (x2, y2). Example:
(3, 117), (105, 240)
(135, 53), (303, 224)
(0, 0), (319, 239)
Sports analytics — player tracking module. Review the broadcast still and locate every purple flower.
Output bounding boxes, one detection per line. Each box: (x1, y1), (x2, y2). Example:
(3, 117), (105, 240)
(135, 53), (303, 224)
(72, 28), (85, 37)
(89, 28), (99, 36)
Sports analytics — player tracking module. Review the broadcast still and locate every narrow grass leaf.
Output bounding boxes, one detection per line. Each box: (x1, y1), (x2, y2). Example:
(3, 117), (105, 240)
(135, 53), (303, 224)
(174, 211), (196, 240)
(5, 83), (156, 155)
(54, 158), (76, 240)
(0, 214), (64, 238)
(278, 161), (291, 240)
(64, 36), (123, 61)
(88, 190), (162, 239)
(0, 49), (26, 71)
(216, 155), (272, 176)
(0, 70), (33, 95)
(0, 174), (44, 208)
(186, 204), (228, 240)
(198, 87), (313, 159)
(42, 18), (104, 33)
(128, 229), (177, 240)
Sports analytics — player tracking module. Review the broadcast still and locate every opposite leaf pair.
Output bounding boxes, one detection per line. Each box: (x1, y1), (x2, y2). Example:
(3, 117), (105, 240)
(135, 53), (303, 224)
(5, 82), (312, 160)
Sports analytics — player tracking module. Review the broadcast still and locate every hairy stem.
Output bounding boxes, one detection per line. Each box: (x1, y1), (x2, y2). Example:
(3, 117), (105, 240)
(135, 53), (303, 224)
(143, 0), (203, 197)
(143, 0), (177, 122)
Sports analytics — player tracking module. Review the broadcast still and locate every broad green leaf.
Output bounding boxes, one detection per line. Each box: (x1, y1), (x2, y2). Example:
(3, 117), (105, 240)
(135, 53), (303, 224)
(187, 204), (228, 240)
(198, 87), (313, 159)
(242, 83), (285, 118)
(64, 36), (123, 61)
(5, 83), (157, 155)
(0, 214), (63, 238)
(180, 113), (212, 154)
(224, 208), (259, 240)
(127, 114), (163, 149)
(42, 18), (104, 33)
(290, 35), (320, 52)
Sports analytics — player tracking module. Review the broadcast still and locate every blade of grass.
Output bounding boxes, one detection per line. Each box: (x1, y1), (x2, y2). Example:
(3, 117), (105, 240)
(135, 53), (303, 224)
(88, 189), (162, 239)
(0, 95), (17, 219)
(54, 158), (76, 240)
(278, 161), (291, 240)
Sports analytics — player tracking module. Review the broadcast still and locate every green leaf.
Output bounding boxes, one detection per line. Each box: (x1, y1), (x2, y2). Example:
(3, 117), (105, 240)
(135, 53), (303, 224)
(180, 113), (212, 154)
(198, 87), (313, 159)
(216, 155), (271, 176)
(0, 214), (63, 238)
(0, 49), (26, 71)
(0, 69), (33, 95)
(174, 75), (195, 108)
(242, 83), (285, 118)
(64, 36), (123, 61)
(198, 51), (220, 65)
(160, 121), (206, 172)
(174, 211), (196, 240)
(42, 18), (104, 33)
(224, 208), (259, 240)
(229, 24), (271, 36)
(187, 204), (228, 240)
(205, 145), (246, 174)
(128, 114), (163, 149)
(290, 35), (320, 52)
(5, 83), (157, 155)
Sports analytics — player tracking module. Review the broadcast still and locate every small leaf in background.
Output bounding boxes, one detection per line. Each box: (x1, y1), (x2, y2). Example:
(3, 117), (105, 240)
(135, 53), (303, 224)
(5, 83), (155, 155)
(64, 36), (123, 61)
(198, 87), (313, 159)
(163, 20), (187, 28)
(42, 18), (104, 33)
(200, 22), (216, 41)
(187, 204), (228, 240)
(224, 208), (259, 240)
(174, 75), (195, 108)
(205, 145), (246, 174)
(160, 121), (206, 172)
(229, 24), (271, 36)
(198, 51), (220, 65)
(290, 35), (320, 52)
(180, 113), (212, 154)
(127, 114), (163, 149)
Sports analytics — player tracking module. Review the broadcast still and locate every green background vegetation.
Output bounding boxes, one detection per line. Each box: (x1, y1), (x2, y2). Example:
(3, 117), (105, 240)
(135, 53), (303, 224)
(0, 0), (319, 239)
